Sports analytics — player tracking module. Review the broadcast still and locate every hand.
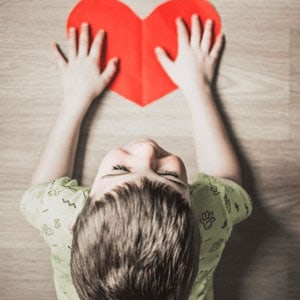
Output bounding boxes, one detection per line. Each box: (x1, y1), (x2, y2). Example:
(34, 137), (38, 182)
(51, 22), (119, 113)
(155, 15), (223, 93)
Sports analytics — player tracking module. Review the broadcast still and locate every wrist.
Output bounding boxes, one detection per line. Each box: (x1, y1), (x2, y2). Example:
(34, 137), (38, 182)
(59, 99), (88, 124)
(62, 93), (92, 111)
(181, 80), (213, 103)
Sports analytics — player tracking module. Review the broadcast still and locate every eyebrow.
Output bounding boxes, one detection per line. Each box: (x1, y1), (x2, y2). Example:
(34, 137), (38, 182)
(100, 172), (188, 189)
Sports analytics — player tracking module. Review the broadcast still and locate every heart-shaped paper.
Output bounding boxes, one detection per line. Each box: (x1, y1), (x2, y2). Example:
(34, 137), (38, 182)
(67, 0), (221, 106)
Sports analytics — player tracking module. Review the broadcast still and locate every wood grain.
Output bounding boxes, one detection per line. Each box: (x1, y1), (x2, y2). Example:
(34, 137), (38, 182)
(0, 0), (299, 299)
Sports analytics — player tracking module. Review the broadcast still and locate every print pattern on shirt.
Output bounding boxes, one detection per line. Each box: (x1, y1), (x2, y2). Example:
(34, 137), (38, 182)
(234, 202), (240, 212)
(209, 239), (224, 253)
(224, 194), (231, 213)
(62, 198), (77, 208)
(52, 253), (62, 264)
(202, 237), (212, 243)
(48, 181), (63, 197)
(199, 211), (216, 230)
(208, 182), (220, 196)
(221, 219), (227, 229)
(54, 218), (61, 229)
(245, 203), (250, 216)
(42, 224), (54, 236)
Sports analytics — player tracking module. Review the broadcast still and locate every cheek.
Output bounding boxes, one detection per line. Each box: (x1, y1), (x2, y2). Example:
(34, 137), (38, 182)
(174, 157), (188, 182)
(162, 156), (187, 175)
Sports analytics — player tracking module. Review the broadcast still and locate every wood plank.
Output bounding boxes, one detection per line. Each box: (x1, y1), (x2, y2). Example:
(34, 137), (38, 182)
(0, 0), (299, 299)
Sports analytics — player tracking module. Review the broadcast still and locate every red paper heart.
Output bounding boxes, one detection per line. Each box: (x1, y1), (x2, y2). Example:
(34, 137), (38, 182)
(67, 0), (221, 106)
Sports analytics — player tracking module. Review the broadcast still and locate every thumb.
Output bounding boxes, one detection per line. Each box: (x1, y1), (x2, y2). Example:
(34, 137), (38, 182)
(155, 47), (173, 74)
(51, 42), (67, 70)
(100, 57), (119, 88)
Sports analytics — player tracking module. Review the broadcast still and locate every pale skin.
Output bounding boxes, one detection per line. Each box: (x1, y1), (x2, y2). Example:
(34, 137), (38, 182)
(30, 15), (242, 228)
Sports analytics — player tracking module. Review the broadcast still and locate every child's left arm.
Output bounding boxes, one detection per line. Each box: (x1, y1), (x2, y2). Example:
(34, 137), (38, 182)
(30, 23), (119, 185)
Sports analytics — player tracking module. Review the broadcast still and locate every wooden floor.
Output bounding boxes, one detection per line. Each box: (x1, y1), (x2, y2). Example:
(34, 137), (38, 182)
(0, 0), (299, 299)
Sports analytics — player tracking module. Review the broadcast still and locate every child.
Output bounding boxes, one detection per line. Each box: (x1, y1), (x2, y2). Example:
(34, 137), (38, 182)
(20, 15), (253, 300)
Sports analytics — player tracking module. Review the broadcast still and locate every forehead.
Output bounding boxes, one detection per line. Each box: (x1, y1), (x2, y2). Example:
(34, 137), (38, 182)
(93, 173), (190, 203)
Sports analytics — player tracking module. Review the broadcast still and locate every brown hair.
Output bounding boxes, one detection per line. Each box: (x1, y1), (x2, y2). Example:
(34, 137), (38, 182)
(70, 177), (200, 300)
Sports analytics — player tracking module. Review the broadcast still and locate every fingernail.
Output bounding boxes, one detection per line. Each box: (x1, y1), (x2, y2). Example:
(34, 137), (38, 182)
(113, 57), (119, 64)
(155, 47), (162, 54)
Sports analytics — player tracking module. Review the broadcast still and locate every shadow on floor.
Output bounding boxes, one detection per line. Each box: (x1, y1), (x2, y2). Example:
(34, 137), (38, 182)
(213, 158), (298, 300)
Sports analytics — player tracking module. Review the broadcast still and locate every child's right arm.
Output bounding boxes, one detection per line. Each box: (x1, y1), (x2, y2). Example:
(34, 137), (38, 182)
(155, 15), (242, 185)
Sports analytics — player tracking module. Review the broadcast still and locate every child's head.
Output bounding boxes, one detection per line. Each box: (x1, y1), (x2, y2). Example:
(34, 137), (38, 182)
(70, 139), (201, 299)
(89, 138), (190, 202)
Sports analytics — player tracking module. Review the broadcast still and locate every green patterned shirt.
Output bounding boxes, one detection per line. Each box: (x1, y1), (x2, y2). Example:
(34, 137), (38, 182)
(20, 173), (253, 300)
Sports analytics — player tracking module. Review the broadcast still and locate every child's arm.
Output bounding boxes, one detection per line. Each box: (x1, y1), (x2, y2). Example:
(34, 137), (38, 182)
(30, 23), (119, 185)
(155, 15), (242, 185)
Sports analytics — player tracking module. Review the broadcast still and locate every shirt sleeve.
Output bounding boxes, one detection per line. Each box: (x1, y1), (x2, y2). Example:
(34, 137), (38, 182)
(20, 180), (50, 231)
(190, 172), (253, 228)
(20, 177), (90, 300)
(214, 176), (253, 227)
(188, 172), (253, 300)
(19, 177), (91, 246)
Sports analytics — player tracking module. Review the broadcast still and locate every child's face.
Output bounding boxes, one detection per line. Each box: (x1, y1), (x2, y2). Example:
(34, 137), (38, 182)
(90, 138), (190, 203)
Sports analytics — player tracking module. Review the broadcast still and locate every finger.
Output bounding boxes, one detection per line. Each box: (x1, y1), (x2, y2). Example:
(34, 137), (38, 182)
(100, 57), (119, 87)
(78, 22), (89, 58)
(210, 33), (224, 61)
(176, 17), (189, 52)
(190, 14), (201, 49)
(68, 27), (77, 63)
(201, 19), (213, 54)
(89, 29), (105, 68)
(154, 47), (173, 74)
(51, 42), (67, 70)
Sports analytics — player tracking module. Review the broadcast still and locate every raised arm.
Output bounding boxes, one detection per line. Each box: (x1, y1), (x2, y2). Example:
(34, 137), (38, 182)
(155, 15), (242, 185)
(30, 23), (119, 185)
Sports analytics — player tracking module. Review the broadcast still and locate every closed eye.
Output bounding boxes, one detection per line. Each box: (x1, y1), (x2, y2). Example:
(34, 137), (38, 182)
(157, 170), (179, 178)
(112, 164), (130, 172)
(157, 171), (185, 187)
(113, 165), (179, 179)
(105, 165), (186, 188)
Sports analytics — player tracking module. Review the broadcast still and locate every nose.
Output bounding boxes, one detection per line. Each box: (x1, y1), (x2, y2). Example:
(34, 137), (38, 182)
(131, 142), (157, 157)
(130, 142), (159, 169)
